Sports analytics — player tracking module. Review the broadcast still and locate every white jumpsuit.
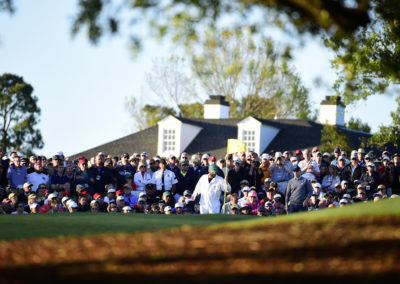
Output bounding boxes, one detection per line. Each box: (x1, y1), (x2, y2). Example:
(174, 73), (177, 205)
(193, 174), (231, 214)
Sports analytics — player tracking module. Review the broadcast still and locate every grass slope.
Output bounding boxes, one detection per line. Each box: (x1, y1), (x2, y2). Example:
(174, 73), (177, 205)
(0, 213), (255, 240)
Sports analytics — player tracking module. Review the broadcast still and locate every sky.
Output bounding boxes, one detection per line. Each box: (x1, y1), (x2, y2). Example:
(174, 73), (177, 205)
(0, 0), (397, 157)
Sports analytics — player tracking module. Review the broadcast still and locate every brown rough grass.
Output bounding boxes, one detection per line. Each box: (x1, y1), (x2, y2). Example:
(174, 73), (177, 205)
(1, 215), (400, 283)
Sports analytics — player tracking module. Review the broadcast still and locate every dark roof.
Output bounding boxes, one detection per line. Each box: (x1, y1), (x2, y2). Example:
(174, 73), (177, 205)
(70, 125), (159, 160)
(204, 95), (229, 106)
(70, 116), (372, 160)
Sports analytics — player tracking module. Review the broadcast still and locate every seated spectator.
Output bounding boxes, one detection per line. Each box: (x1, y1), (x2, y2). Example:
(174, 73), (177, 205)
(238, 186), (250, 207)
(11, 202), (28, 215)
(244, 190), (262, 215)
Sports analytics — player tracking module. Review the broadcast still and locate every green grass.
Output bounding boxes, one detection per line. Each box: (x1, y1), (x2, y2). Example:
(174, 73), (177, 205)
(222, 197), (400, 229)
(0, 213), (255, 240)
(1, 198), (399, 240)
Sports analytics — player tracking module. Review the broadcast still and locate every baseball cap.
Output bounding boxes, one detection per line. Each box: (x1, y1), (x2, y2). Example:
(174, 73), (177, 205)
(29, 203), (39, 210)
(122, 206), (132, 211)
(28, 194), (37, 200)
(334, 147), (341, 153)
(275, 152), (283, 158)
(116, 196), (125, 201)
(168, 154), (176, 160)
(261, 153), (270, 160)
(377, 184), (386, 190)
(358, 148), (366, 154)
(264, 178), (272, 183)
(339, 199), (348, 204)
(242, 186), (250, 192)
(343, 193), (351, 199)
(164, 206), (172, 212)
(175, 203), (183, 208)
(191, 154), (199, 162)
(273, 194), (282, 200)
(202, 153), (210, 160)
(108, 188), (116, 193)
(234, 158), (241, 164)
(23, 182), (33, 188)
(293, 165), (301, 172)
(314, 183), (321, 188)
(295, 150), (302, 155)
(93, 193), (103, 199)
(116, 190), (124, 196)
(48, 193), (57, 200)
(183, 190), (192, 196)
(334, 183), (341, 188)
(208, 156), (216, 162)
(61, 196), (70, 203)
(338, 155), (345, 161)
(208, 164), (218, 173)
(367, 162), (375, 167)
(290, 156), (297, 162)
(248, 190), (257, 197)
(163, 191), (171, 196)
(139, 192), (147, 198)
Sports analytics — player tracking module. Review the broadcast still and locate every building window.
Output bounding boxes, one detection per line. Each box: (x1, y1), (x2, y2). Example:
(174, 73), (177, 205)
(243, 130), (256, 151)
(163, 129), (176, 152)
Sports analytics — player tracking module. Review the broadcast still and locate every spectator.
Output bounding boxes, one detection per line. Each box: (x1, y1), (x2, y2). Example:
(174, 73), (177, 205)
(175, 160), (195, 196)
(269, 152), (291, 195)
(285, 165), (313, 214)
(7, 155), (27, 188)
(153, 158), (177, 197)
(134, 162), (155, 192)
(227, 158), (247, 195)
(360, 162), (379, 195)
(88, 153), (112, 195)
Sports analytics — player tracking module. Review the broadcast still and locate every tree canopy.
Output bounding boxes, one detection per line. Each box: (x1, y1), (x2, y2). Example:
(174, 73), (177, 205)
(0, 73), (43, 155)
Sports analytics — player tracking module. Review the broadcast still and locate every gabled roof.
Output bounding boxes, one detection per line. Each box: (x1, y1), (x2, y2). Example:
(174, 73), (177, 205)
(71, 116), (372, 160)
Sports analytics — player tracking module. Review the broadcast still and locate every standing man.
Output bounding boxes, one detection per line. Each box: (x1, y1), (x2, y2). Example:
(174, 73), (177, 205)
(285, 165), (313, 214)
(192, 165), (231, 214)
(7, 155), (27, 188)
(154, 158), (177, 197)
(88, 153), (112, 195)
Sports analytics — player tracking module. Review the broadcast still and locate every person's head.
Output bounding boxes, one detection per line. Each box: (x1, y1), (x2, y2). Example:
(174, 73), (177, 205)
(341, 180), (349, 190)
(229, 193), (238, 204)
(122, 206), (132, 214)
(168, 155), (176, 166)
(138, 162), (147, 173)
(275, 152), (284, 164)
(240, 205), (250, 215)
(34, 161), (43, 173)
(339, 199), (348, 208)
(8, 192), (18, 205)
(334, 147), (341, 158)
(248, 190), (258, 204)
(107, 202), (118, 213)
(217, 159), (226, 169)
(273, 194), (283, 205)
(162, 191), (173, 202)
(164, 206), (172, 215)
(180, 152), (189, 161)
(191, 154), (199, 166)
(160, 158), (167, 171)
(242, 186), (250, 197)
(293, 165), (301, 178)
(16, 202), (24, 213)
(116, 196), (125, 208)
(95, 154), (104, 166)
(338, 156), (346, 167)
(123, 184), (132, 195)
(23, 182), (33, 193)
(378, 184), (387, 195)
(180, 160), (189, 172)
(208, 164), (218, 178)
(151, 204), (160, 214)
(303, 149), (311, 160)
(230, 204), (239, 214)
(393, 154), (399, 164)
(358, 148), (366, 161)
(149, 159), (157, 170)
(367, 162), (375, 172)
(79, 195), (88, 206)
(90, 200), (99, 213)
(175, 203), (183, 214)
(29, 203), (39, 213)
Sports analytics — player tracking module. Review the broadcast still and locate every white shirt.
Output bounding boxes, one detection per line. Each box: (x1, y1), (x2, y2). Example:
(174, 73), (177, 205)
(134, 171), (154, 191)
(27, 172), (50, 192)
(193, 174), (231, 214)
(298, 159), (320, 173)
(153, 169), (178, 191)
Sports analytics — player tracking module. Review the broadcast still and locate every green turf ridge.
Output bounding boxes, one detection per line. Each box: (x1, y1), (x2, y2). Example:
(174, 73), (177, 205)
(218, 197), (400, 229)
(1, 198), (399, 240)
(0, 213), (256, 240)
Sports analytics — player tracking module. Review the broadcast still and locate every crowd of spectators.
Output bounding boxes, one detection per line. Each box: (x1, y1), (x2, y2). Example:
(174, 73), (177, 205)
(0, 146), (399, 215)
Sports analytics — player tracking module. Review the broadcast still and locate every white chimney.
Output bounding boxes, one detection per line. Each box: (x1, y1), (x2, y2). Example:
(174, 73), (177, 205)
(320, 96), (345, 126)
(204, 95), (230, 119)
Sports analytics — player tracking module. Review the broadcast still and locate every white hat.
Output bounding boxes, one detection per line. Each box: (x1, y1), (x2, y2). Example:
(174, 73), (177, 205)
(69, 201), (78, 208)
(343, 193), (351, 199)
(90, 200), (98, 205)
(273, 193), (282, 200)
(275, 152), (283, 158)
(202, 153), (210, 160)
(139, 192), (147, 197)
(62, 197), (70, 204)
(367, 162), (375, 167)
(314, 183), (321, 188)
(242, 186), (250, 192)
(23, 182), (33, 188)
(138, 197), (146, 203)
(164, 206), (172, 212)
(323, 152), (330, 157)
(29, 203), (38, 210)
(116, 196), (125, 201)
(48, 193), (57, 200)
(175, 203), (183, 208)
(122, 206), (132, 211)
(108, 188), (116, 193)
(261, 153), (270, 160)
(290, 156), (297, 162)
(339, 199), (348, 204)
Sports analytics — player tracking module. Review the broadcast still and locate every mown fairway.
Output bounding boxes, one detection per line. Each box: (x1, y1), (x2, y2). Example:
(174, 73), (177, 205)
(1, 199), (400, 283)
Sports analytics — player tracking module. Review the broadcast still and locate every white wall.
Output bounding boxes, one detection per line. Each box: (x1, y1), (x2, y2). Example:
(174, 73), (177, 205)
(204, 104), (229, 119)
(157, 115), (202, 157)
(260, 125), (280, 152)
(320, 105), (345, 126)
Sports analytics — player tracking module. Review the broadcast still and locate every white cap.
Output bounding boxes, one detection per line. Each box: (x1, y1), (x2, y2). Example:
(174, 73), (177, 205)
(62, 197), (70, 204)
(48, 193), (57, 200)
(139, 192), (147, 197)
(273, 193), (282, 199)
(138, 197), (146, 202)
(164, 206), (172, 212)
(175, 203), (183, 208)
(242, 186), (250, 192)
(70, 202), (78, 208)
(343, 193), (351, 199)
(29, 203), (38, 209)
(122, 206), (132, 211)
(339, 199), (348, 204)
(261, 153), (270, 160)
(202, 153), (210, 160)
(90, 200), (98, 205)
(108, 188), (116, 193)
(116, 196), (125, 201)
(367, 162), (375, 167)
(290, 156), (297, 162)
(314, 183), (321, 188)
(23, 182), (32, 188)
(323, 152), (330, 157)
(275, 152), (283, 158)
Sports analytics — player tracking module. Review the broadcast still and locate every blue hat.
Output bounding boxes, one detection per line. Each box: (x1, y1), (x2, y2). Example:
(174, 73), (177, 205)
(293, 165), (301, 172)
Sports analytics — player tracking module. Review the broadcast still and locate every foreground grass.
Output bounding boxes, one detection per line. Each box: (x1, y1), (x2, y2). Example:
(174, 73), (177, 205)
(0, 213), (255, 240)
(0, 198), (399, 240)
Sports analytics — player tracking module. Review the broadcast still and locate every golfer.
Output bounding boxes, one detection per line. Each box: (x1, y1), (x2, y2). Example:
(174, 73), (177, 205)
(285, 165), (313, 214)
(192, 164), (231, 214)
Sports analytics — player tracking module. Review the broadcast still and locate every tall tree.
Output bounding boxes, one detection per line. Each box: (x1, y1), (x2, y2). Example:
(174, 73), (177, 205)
(0, 73), (43, 155)
(320, 124), (353, 155)
(369, 95), (400, 148)
(345, 117), (371, 133)
(192, 28), (314, 119)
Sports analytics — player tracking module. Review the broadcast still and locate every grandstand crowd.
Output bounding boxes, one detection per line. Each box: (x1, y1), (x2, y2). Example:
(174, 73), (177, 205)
(0, 146), (399, 215)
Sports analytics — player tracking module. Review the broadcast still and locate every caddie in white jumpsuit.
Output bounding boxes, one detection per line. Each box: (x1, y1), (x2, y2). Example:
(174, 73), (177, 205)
(192, 165), (231, 214)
